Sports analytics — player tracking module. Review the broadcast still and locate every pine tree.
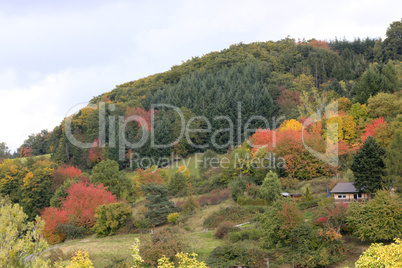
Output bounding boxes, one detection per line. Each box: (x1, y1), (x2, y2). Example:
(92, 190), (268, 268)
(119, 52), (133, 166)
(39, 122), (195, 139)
(383, 131), (402, 192)
(351, 136), (386, 193)
(142, 184), (177, 226)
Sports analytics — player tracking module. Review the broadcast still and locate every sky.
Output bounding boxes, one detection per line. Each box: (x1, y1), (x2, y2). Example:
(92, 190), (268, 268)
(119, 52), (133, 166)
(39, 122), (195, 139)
(0, 0), (401, 152)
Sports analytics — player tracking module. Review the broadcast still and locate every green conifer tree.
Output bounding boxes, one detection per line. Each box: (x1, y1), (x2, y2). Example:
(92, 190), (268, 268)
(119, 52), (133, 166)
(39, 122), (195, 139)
(351, 136), (386, 193)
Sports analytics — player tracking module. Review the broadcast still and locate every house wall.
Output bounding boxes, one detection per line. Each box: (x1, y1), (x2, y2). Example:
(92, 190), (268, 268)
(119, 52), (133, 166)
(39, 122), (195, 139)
(333, 193), (370, 202)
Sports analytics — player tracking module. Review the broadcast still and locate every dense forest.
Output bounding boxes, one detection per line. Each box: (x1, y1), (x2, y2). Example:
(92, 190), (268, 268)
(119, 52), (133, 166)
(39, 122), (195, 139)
(1, 19), (402, 268)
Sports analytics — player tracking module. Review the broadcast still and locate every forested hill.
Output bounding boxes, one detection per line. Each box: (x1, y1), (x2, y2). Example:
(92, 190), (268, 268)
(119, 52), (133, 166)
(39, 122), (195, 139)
(91, 38), (375, 106)
(17, 20), (402, 170)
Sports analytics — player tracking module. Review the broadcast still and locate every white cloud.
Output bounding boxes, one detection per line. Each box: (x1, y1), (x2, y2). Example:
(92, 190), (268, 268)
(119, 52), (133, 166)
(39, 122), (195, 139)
(0, 0), (401, 151)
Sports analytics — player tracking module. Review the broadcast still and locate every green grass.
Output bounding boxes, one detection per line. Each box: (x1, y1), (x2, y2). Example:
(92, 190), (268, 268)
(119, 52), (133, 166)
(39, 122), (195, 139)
(15, 154), (51, 164)
(184, 231), (224, 261)
(166, 153), (203, 178)
(48, 234), (140, 267)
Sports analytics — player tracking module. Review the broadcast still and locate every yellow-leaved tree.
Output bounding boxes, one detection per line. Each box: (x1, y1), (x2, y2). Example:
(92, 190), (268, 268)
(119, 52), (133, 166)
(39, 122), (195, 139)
(157, 252), (209, 268)
(355, 238), (402, 267)
(0, 197), (50, 268)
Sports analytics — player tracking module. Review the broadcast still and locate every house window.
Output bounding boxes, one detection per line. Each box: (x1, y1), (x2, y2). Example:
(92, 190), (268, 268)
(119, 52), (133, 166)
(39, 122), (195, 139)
(354, 193), (362, 199)
(338, 194), (346, 199)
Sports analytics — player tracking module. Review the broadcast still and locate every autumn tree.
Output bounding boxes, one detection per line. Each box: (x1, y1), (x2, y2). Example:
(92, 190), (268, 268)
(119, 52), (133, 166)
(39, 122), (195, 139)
(20, 159), (56, 220)
(0, 159), (28, 203)
(52, 164), (82, 191)
(362, 117), (392, 147)
(61, 181), (117, 228)
(0, 197), (49, 267)
(355, 238), (402, 267)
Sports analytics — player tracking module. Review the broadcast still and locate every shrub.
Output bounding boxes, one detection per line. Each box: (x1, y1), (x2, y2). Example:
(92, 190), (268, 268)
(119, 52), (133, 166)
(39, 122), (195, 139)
(297, 199), (319, 210)
(47, 248), (76, 266)
(230, 177), (247, 201)
(197, 195), (209, 207)
(207, 242), (268, 268)
(41, 207), (69, 244)
(92, 202), (132, 237)
(237, 197), (267, 206)
(228, 229), (261, 242)
(181, 195), (200, 215)
(203, 206), (256, 228)
(208, 188), (231, 205)
(214, 222), (237, 239)
(168, 172), (187, 196)
(355, 238), (402, 267)
(167, 213), (179, 224)
(58, 223), (91, 240)
(140, 230), (184, 267)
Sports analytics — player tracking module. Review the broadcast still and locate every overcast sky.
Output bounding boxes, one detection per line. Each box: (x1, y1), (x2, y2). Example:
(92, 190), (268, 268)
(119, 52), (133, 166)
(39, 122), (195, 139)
(0, 0), (400, 151)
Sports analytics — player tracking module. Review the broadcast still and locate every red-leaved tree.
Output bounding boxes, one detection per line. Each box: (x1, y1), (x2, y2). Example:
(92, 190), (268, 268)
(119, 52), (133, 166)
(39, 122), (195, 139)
(88, 139), (105, 166)
(125, 107), (156, 131)
(40, 207), (69, 244)
(52, 164), (82, 190)
(62, 181), (117, 228)
(19, 147), (32, 158)
(362, 117), (392, 147)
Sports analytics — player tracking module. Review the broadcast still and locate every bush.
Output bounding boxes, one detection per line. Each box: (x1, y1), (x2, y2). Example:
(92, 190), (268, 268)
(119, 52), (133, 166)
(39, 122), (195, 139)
(355, 238), (402, 267)
(139, 230), (184, 267)
(58, 223), (91, 240)
(181, 195), (200, 215)
(207, 242), (268, 268)
(203, 206), (256, 228)
(208, 188), (231, 205)
(237, 197), (267, 206)
(214, 222), (238, 239)
(92, 202), (132, 237)
(297, 199), (319, 210)
(167, 213), (179, 224)
(168, 172), (187, 196)
(230, 177), (248, 201)
(197, 188), (231, 207)
(197, 195), (209, 207)
(228, 229), (262, 242)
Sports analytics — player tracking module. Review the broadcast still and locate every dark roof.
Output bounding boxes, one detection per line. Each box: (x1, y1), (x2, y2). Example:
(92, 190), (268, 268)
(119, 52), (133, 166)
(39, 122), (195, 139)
(330, 182), (359, 193)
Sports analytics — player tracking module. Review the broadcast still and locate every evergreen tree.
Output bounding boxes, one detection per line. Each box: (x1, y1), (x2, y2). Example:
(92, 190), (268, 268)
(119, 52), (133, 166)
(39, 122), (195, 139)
(383, 131), (402, 192)
(351, 136), (386, 193)
(260, 171), (282, 202)
(142, 184), (177, 226)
